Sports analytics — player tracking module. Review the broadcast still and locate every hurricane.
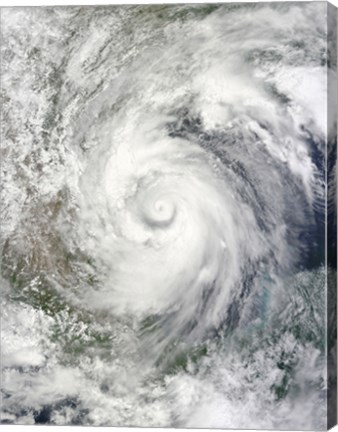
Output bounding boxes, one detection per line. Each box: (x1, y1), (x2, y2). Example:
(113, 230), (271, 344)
(1, 2), (336, 429)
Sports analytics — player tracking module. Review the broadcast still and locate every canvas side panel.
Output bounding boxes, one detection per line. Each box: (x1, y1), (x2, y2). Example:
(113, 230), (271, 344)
(327, 2), (337, 430)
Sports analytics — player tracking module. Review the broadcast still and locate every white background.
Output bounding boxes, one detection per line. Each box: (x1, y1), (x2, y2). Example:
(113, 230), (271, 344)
(0, 0), (337, 431)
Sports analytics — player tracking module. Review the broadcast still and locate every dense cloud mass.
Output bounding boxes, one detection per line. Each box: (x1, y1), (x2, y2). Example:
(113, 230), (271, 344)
(0, 2), (336, 428)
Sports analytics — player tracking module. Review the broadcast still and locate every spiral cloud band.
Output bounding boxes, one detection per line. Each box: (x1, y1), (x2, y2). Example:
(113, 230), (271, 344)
(1, 2), (336, 429)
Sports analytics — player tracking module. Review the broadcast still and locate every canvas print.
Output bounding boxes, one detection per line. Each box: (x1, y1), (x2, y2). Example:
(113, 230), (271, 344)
(0, 2), (337, 429)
